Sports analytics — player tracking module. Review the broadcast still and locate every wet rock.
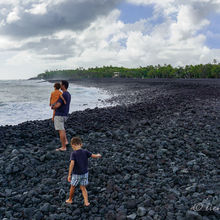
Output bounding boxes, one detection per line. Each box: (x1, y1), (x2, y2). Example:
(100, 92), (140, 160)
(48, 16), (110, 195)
(126, 200), (137, 209)
(40, 203), (51, 214)
(127, 213), (137, 220)
(106, 210), (116, 220)
(33, 211), (44, 220)
(185, 210), (202, 220)
(137, 207), (147, 217)
(23, 207), (35, 219)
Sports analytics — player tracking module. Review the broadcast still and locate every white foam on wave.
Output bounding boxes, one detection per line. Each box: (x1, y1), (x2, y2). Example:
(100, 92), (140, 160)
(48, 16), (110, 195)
(0, 80), (113, 126)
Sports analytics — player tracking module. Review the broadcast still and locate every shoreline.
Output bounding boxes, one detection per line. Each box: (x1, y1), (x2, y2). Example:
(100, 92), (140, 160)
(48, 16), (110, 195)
(0, 78), (220, 219)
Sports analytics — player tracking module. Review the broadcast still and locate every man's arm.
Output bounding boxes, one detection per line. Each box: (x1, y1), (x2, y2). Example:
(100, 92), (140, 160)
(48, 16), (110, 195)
(52, 101), (61, 110)
(68, 160), (75, 182)
(91, 153), (102, 158)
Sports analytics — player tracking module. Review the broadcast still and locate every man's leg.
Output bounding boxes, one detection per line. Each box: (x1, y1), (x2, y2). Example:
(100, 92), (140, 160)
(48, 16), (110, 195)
(64, 132), (68, 145)
(80, 185), (90, 206)
(66, 185), (75, 203)
(55, 116), (68, 151)
(59, 130), (67, 150)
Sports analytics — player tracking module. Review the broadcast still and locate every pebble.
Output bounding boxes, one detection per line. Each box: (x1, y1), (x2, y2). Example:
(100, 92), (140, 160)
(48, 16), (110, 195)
(137, 207), (147, 217)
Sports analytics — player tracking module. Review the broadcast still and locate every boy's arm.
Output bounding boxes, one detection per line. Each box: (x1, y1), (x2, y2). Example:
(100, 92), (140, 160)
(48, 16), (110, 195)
(52, 101), (61, 110)
(60, 94), (66, 104)
(67, 160), (75, 182)
(91, 153), (101, 158)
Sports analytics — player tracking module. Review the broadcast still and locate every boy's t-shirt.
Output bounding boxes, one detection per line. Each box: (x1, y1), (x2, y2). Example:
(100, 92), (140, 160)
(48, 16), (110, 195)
(70, 149), (92, 175)
(51, 90), (62, 104)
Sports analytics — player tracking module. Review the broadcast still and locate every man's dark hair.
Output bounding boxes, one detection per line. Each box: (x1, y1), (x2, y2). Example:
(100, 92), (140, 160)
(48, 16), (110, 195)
(71, 137), (82, 146)
(54, 82), (61, 90)
(61, 80), (69, 89)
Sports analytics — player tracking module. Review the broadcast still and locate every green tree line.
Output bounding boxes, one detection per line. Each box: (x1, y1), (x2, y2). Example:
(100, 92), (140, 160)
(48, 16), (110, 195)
(35, 63), (220, 80)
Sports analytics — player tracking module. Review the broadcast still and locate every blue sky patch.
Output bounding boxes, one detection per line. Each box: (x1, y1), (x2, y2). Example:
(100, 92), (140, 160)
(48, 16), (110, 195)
(202, 14), (220, 49)
(118, 2), (154, 23)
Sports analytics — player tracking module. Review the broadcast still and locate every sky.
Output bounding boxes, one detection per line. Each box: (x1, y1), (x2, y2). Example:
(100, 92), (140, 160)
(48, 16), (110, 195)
(0, 0), (220, 79)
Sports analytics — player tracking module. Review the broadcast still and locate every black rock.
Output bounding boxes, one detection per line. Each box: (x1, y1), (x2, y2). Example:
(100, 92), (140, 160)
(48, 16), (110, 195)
(126, 200), (137, 209)
(33, 211), (44, 220)
(23, 207), (35, 219)
(40, 203), (51, 214)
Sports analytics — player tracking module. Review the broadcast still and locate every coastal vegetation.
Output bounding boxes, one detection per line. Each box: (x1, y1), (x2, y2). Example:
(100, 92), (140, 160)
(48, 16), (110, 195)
(35, 63), (220, 80)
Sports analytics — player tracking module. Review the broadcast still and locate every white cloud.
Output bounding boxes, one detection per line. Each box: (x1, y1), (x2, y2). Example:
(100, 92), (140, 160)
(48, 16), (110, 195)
(6, 7), (20, 24)
(0, 0), (220, 79)
(26, 3), (47, 15)
(0, 0), (123, 38)
(169, 4), (210, 42)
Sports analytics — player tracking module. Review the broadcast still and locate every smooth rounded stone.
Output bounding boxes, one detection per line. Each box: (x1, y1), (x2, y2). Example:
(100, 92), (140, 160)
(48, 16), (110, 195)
(58, 213), (70, 220)
(49, 214), (60, 220)
(168, 189), (181, 197)
(24, 207), (35, 219)
(148, 210), (155, 216)
(132, 174), (139, 180)
(5, 189), (12, 197)
(127, 213), (137, 220)
(41, 195), (53, 202)
(58, 188), (66, 199)
(212, 196), (220, 205)
(137, 207), (147, 217)
(39, 154), (45, 162)
(11, 148), (19, 155)
(185, 210), (202, 220)
(72, 208), (81, 216)
(106, 210), (116, 220)
(33, 211), (44, 220)
(116, 210), (127, 220)
(40, 203), (51, 214)
(124, 174), (131, 181)
(142, 216), (154, 220)
(93, 217), (102, 220)
(206, 190), (215, 195)
(4, 165), (13, 174)
(176, 216), (185, 220)
(126, 200), (137, 209)
(185, 184), (197, 193)
(166, 211), (175, 219)
(192, 165), (200, 171)
(23, 167), (37, 178)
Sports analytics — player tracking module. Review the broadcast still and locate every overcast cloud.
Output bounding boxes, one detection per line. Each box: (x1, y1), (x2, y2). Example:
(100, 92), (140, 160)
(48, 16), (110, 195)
(0, 0), (220, 79)
(0, 0), (122, 38)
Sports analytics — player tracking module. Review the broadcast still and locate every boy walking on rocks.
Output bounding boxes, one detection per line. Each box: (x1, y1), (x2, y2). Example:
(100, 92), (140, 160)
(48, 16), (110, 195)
(66, 137), (101, 206)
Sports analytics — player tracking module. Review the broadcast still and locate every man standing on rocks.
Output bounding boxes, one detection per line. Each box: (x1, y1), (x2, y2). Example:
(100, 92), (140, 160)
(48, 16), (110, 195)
(52, 80), (71, 151)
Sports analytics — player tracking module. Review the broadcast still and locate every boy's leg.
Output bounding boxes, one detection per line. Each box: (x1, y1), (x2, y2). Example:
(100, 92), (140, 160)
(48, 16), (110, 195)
(80, 185), (90, 206)
(52, 110), (55, 121)
(66, 185), (75, 203)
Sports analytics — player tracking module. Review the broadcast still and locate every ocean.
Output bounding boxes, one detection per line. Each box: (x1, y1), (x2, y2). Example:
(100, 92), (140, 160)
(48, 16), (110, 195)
(0, 80), (112, 126)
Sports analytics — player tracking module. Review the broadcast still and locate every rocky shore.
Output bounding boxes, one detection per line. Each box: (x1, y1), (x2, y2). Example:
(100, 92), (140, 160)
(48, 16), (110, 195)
(0, 78), (220, 220)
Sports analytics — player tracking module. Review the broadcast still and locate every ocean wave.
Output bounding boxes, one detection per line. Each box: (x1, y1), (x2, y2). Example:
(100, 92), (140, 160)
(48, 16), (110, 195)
(0, 102), (6, 107)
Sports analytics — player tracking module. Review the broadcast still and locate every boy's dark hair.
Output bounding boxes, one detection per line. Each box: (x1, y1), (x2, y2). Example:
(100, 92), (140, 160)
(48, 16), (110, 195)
(71, 137), (82, 146)
(61, 80), (69, 89)
(54, 83), (61, 90)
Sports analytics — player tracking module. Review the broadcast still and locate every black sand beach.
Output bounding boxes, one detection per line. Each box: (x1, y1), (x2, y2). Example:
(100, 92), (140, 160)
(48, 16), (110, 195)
(0, 78), (220, 220)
